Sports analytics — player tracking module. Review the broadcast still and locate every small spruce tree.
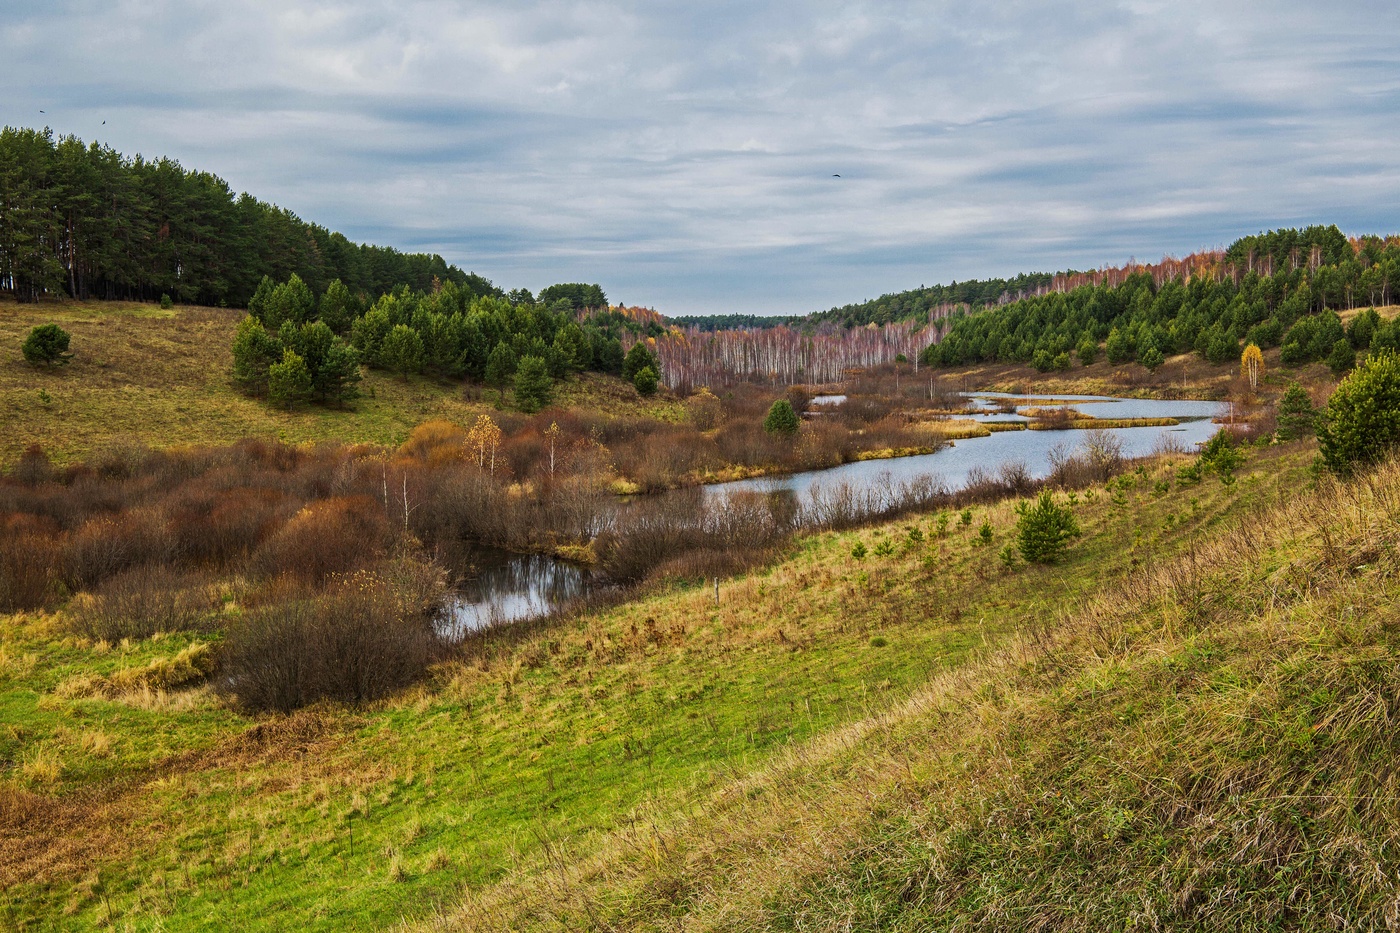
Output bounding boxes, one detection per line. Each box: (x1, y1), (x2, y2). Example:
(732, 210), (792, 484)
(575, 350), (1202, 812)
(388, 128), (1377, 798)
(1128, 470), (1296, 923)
(1317, 351), (1400, 476)
(763, 399), (800, 436)
(1327, 338), (1356, 377)
(622, 342), (660, 382)
(1016, 491), (1080, 563)
(633, 365), (659, 396)
(1276, 382), (1315, 440)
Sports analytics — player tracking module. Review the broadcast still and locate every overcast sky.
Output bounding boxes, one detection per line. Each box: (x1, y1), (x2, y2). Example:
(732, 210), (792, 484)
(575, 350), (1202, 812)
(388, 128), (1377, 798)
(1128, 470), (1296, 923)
(5, 1), (1399, 314)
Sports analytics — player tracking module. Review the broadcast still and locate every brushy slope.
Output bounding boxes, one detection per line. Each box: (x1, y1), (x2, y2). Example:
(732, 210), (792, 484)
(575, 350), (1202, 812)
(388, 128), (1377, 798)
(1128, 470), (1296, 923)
(0, 300), (680, 466)
(0, 446), (1293, 930)
(419, 451), (1400, 931)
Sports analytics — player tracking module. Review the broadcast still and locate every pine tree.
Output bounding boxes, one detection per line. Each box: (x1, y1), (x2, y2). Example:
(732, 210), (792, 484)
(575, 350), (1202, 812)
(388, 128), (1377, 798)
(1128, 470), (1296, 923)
(1016, 491), (1080, 563)
(1318, 352), (1400, 475)
(317, 340), (362, 407)
(623, 341), (660, 381)
(1327, 338), (1356, 376)
(633, 365), (659, 397)
(20, 324), (73, 367)
(318, 279), (357, 334)
(380, 325), (424, 378)
(1276, 382), (1315, 440)
(231, 315), (281, 395)
(268, 349), (312, 408)
(485, 342), (518, 399)
(514, 355), (553, 412)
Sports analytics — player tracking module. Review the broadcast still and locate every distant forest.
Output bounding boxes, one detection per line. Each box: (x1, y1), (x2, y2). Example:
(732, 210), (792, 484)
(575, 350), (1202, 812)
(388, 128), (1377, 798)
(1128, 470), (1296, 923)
(924, 226), (1400, 373)
(669, 313), (802, 331)
(0, 127), (498, 305)
(809, 272), (1056, 328)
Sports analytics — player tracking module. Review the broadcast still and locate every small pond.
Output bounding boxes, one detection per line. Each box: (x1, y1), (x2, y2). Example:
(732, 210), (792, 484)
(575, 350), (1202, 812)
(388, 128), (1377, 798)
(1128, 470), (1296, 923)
(443, 546), (597, 637)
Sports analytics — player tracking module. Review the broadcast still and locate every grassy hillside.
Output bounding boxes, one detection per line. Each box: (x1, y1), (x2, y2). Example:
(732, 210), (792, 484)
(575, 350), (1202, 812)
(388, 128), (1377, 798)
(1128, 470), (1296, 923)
(0, 300), (681, 467)
(2, 440), (1314, 930)
(423, 448), (1400, 931)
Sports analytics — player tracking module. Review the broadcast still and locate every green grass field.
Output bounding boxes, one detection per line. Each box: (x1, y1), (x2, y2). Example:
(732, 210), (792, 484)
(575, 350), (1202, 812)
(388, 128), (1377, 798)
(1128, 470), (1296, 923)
(0, 300), (682, 467)
(1, 442), (1312, 930)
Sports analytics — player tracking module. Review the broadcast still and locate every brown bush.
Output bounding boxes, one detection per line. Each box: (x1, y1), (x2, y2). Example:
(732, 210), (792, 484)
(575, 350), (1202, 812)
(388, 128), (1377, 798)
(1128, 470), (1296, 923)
(68, 565), (213, 641)
(220, 571), (441, 712)
(397, 420), (468, 466)
(0, 513), (62, 610)
(253, 495), (391, 583)
(64, 507), (173, 590)
(168, 486), (288, 566)
(598, 488), (791, 583)
(10, 445), (54, 485)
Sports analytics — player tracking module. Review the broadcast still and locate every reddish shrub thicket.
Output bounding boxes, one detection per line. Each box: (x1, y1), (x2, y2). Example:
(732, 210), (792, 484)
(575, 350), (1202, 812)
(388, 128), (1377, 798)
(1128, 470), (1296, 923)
(0, 513), (63, 611)
(221, 569), (442, 712)
(173, 487), (288, 566)
(65, 507), (173, 590)
(69, 565), (212, 641)
(597, 488), (791, 583)
(253, 495), (392, 583)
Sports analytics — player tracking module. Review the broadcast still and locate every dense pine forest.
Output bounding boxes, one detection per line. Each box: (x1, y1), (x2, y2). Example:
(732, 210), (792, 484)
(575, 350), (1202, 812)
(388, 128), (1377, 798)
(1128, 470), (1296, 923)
(921, 225), (1400, 373)
(810, 271), (1057, 327)
(0, 127), (496, 305)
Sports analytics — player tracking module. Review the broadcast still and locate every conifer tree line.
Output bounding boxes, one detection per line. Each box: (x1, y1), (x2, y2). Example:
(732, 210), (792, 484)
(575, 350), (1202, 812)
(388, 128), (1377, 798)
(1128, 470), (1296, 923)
(0, 127), (495, 304)
(232, 273), (651, 410)
(923, 226), (1400, 372)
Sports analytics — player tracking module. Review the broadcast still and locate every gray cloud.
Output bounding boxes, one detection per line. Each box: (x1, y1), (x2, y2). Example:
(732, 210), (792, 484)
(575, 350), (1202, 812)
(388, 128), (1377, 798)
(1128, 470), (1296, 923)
(4, 1), (1399, 313)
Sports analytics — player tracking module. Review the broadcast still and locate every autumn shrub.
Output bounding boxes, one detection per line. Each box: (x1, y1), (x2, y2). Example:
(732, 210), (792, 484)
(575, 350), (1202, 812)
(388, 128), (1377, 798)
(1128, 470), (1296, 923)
(64, 507), (173, 590)
(1080, 428), (1126, 481)
(795, 419), (849, 470)
(167, 486), (288, 566)
(68, 565), (212, 641)
(713, 419), (791, 468)
(397, 420), (469, 466)
(417, 465), (514, 548)
(685, 388), (724, 430)
(252, 495), (391, 582)
(10, 445), (54, 485)
(598, 488), (791, 583)
(221, 570), (441, 712)
(840, 395), (893, 427)
(0, 513), (63, 610)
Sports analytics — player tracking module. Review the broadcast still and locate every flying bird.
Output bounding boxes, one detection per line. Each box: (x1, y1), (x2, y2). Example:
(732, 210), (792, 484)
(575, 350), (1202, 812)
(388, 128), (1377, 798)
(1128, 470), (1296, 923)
(832, 174), (841, 177)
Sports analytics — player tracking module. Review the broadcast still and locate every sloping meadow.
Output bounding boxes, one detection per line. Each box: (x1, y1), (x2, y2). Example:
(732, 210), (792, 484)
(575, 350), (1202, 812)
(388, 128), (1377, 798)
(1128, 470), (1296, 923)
(420, 452), (1400, 931)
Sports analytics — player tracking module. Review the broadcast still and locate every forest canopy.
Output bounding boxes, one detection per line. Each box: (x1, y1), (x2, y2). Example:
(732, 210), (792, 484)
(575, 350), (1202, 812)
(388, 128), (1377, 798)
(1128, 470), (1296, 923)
(0, 126), (499, 305)
(921, 226), (1400, 372)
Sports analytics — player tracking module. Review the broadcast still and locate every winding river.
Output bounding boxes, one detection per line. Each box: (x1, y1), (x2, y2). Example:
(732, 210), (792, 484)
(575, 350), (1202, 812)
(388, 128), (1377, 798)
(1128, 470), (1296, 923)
(446, 392), (1226, 632)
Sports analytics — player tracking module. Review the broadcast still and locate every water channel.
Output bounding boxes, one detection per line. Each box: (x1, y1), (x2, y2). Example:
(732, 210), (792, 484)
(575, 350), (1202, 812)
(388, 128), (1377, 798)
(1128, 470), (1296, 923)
(445, 392), (1226, 632)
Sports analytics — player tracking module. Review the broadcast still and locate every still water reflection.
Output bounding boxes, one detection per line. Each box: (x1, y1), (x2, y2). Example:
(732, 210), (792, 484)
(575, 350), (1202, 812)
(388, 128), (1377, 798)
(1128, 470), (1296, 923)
(444, 392), (1225, 630)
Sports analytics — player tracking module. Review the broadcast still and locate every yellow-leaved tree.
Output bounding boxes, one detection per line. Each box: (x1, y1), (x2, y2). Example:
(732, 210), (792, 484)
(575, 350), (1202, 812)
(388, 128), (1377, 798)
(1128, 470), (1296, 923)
(1241, 343), (1264, 391)
(466, 414), (503, 475)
